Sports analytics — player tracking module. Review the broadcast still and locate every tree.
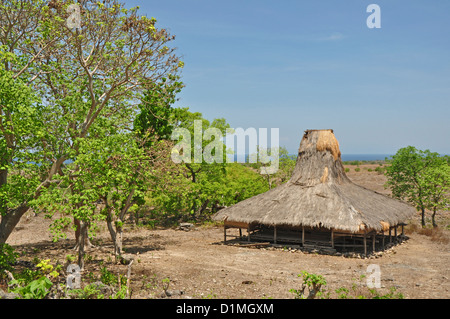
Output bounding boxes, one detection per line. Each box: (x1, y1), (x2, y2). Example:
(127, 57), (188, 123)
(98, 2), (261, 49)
(0, 0), (183, 247)
(421, 164), (450, 227)
(151, 109), (231, 221)
(0, 49), (45, 244)
(249, 146), (295, 189)
(385, 146), (447, 227)
(133, 77), (184, 145)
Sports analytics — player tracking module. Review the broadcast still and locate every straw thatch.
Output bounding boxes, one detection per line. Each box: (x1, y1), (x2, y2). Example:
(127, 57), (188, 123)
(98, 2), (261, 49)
(213, 129), (415, 233)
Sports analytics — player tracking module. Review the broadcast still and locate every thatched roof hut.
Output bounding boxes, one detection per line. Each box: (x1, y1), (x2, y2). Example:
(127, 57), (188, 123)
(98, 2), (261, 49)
(213, 129), (415, 252)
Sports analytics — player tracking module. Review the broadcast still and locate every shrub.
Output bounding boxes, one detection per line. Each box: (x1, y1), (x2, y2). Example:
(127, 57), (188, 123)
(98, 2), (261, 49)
(0, 244), (18, 278)
(289, 271), (328, 299)
(345, 168), (350, 173)
(355, 167), (361, 172)
(10, 276), (53, 299)
(100, 267), (126, 287)
(290, 272), (404, 299)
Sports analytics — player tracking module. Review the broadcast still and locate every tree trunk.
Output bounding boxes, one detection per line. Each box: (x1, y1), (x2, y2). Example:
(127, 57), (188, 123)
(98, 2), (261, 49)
(432, 208), (437, 228)
(73, 218), (94, 250)
(106, 208), (123, 259)
(195, 199), (210, 219)
(0, 169), (7, 189)
(77, 221), (89, 270)
(105, 191), (135, 260)
(0, 205), (29, 244)
(421, 207), (426, 227)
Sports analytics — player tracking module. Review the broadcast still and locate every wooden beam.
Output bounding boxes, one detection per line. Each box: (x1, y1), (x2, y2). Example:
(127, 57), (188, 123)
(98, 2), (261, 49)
(302, 226), (305, 246)
(247, 225), (251, 242)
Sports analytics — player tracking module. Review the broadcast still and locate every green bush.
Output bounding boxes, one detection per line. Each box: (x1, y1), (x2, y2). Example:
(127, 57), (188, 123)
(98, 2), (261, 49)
(290, 272), (404, 299)
(355, 167), (361, 172)
(10, 276), (53, 299)
(0, 244), (18, 277)
(289, 271), (328, 299)
(100, 267), (126, 287)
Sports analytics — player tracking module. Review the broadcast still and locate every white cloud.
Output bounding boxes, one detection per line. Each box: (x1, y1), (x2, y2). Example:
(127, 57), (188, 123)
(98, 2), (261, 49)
(317, 32), (346, 42)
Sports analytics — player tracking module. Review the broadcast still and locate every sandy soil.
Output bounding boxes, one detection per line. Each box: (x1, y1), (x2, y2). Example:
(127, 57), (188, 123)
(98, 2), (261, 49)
(5, 164), (450, 299)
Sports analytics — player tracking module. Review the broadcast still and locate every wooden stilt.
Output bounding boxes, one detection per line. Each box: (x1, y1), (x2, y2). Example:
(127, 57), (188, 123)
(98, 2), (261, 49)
(247, 225), (251, 242)
(372, 233), (376, 252)
(274, 226), (277, 244)
(394, 225), (398, 242)
(331, 229), (334, 248)
(302, 226), (305, 246)
(382, 233), (385, 251)
(239, 228), (242, 240)
(363, 233), (367, 256)
(389, 227), (392, 243)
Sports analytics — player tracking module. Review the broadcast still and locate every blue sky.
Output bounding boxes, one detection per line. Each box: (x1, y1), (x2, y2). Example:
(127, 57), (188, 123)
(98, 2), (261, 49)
(124, 0), (449, 155)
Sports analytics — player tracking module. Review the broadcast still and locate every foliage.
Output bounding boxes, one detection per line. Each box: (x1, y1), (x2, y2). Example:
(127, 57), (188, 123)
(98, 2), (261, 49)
(67, 283), (104, 299)
(7, 259), (59, 299)
(375, 166), (385, 174)
(0, 243), (18, 277)
(100, 267), (127, 287)
(0, 0), (183, 248)
(289, 271), (327, 299)
(385, 146), (449, 227)
(0, 50), (43, 221)
(11, 276), (53, 299)
(249, 147), (296, 189)
(143, 108), (240, 223)
(290, 271), (404, 299)
(134, 77), (184, 145)
(421, 163), (450, 227)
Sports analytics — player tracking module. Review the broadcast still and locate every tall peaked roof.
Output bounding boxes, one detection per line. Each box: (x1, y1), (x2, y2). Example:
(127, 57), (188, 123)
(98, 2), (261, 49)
(213, 129), (415, 233)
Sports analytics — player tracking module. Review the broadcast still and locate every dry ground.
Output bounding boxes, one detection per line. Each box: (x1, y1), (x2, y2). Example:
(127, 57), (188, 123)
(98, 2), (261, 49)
(5, 164), (450, 299)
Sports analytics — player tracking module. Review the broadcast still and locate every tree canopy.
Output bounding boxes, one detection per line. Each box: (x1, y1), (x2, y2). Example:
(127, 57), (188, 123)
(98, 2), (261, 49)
(385, 146), (449, 227)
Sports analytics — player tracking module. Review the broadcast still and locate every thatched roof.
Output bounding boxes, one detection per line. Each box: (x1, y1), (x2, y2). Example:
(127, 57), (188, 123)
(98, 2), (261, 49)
(213, 129), (415, 233)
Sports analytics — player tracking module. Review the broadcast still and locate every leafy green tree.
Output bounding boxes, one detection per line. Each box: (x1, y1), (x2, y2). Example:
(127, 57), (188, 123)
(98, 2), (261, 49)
(155, 109), (230, 221)
(421, 163), (450, 227)
(0, 0), (183, 246)
(249, 146), (296, 189)
(0, 49), (45, 244)
(134, 77), (184, 144)
(385, 146), (448, 227)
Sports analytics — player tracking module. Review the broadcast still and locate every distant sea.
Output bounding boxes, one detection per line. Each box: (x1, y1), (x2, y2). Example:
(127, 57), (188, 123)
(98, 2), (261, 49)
(232, 153), (393, 162)
(340, 154), (392, 162)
